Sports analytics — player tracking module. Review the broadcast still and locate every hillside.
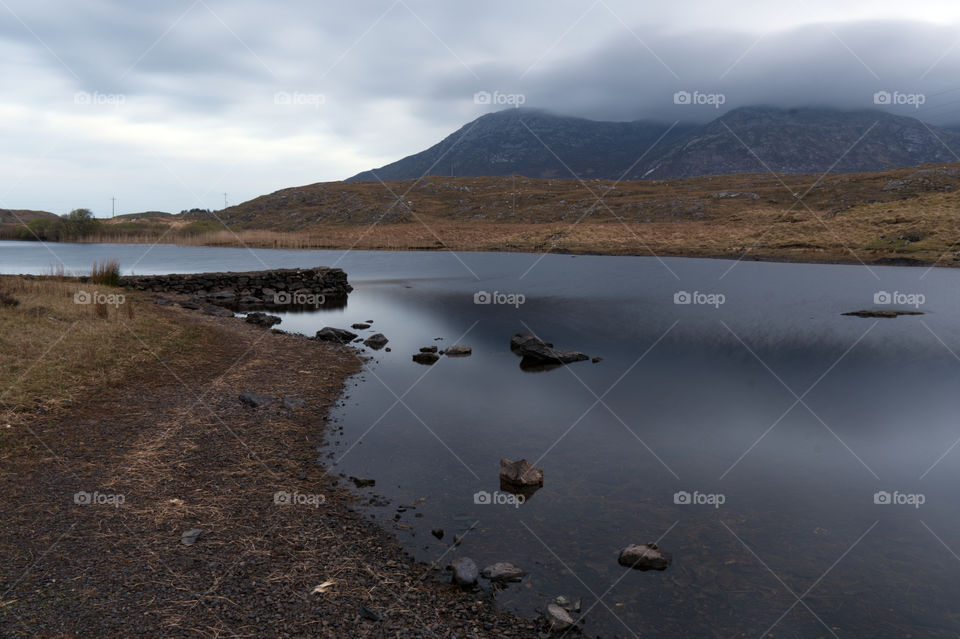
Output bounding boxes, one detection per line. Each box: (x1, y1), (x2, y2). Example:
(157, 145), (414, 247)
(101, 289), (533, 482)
(85, 160), (960, 266)
(348, 107), (960, 182)
(0, 209), (58, 224)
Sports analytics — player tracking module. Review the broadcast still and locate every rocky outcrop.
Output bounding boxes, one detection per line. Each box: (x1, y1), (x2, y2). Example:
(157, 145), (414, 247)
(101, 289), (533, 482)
(120, 267), (351, 307)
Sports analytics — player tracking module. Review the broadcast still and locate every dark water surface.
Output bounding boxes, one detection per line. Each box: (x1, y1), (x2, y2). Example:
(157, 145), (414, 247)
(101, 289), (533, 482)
(5, 240), (960, 637)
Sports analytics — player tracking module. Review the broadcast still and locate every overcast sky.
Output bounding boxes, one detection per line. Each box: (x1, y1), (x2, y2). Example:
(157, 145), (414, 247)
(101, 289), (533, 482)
(2, 0), (960, 215)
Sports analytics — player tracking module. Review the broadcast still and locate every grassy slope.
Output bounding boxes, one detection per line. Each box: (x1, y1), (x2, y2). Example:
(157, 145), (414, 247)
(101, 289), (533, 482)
(71, 162), (960, 265)
(0, 276), (199, 427)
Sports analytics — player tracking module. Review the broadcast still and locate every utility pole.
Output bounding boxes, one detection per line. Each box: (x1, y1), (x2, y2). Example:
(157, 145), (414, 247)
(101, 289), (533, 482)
(223, 193), (228, 209)
(111, 197), (116, 218)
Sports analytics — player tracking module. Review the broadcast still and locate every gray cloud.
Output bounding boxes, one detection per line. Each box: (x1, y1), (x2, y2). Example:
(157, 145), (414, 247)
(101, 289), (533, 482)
(0, 0), (958, 214)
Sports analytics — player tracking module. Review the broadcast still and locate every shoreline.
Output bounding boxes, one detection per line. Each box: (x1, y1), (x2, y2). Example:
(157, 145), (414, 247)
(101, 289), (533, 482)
(0, 287), (543, 638)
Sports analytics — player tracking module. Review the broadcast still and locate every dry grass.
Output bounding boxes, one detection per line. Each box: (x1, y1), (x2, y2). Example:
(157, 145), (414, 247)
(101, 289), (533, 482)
(24, 162), (960, 265)
(0, 276), (198, 427)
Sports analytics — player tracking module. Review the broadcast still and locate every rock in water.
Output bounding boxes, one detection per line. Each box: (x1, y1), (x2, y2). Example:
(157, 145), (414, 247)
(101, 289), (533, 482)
(444, 344), (472, 356)
(546, 604), (576, 630)
(315, 327), (359, 343)
(481, 562), (526, 582)
(245, 312), (281, 328)
(364, 333), (389, 349)
(419, 345), (438, 353)
(618, 543), (672, 571)
(509, 332), (587, 366)
(450, 557), (478, 586)
(351, 323), (371, 329)
(499, 458), (544, 487)
(412, 352), (440, 365)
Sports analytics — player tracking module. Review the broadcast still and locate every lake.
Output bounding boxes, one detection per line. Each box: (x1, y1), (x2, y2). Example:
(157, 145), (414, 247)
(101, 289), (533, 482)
(4, 240), (960, 637)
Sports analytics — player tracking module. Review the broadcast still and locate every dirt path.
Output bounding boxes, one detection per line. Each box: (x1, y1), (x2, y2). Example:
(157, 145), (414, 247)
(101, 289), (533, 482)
(0, 305), (539, 638)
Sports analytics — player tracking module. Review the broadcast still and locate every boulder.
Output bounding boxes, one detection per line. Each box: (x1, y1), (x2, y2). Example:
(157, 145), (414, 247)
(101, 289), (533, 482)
(450, 557), (478, 586)
(364, 333), (389, 350)
(316, 327), (358, 343)
(419, 345), (438, 353)
(352, 323), (371, 329)
(618, 543), (672, 571)
(481, 562), (526, 582)
(412, 352), (439, 365)
(444, 344), (472, 356)
(499, 458), (543, 487)
(245, 312), (281, 328)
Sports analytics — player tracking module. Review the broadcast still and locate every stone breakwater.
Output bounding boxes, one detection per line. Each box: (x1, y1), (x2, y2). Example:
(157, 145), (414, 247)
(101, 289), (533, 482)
(119, 267), (351, 306)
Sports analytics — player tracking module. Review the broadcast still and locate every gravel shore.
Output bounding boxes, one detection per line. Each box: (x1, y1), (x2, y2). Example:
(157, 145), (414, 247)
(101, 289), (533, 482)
(0, 303), (544, 638)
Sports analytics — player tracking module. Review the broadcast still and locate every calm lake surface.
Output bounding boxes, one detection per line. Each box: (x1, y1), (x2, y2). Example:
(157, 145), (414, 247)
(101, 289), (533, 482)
(4, 240), (960, 637)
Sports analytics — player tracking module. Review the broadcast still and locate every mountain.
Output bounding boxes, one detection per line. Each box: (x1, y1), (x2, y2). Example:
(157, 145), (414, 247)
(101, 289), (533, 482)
(348, 109), (696, 182)
(348, 106), (960, 182)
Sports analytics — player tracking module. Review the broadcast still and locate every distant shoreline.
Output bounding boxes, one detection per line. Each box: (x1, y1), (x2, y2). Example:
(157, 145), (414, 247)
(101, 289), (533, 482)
(0, 236), (949, 271)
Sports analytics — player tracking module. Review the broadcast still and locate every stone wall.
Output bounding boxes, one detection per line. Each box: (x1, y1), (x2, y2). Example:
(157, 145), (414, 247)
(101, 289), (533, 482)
(120, 267), (351, 306)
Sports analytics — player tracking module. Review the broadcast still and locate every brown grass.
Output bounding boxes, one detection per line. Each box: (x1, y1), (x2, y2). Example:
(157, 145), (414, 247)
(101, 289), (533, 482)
(20, 162), (960, 266)
(0, 276), (199, 427)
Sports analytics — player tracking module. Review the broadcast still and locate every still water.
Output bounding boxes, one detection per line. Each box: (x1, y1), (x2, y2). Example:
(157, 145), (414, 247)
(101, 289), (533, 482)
(4, 240), (960, 637)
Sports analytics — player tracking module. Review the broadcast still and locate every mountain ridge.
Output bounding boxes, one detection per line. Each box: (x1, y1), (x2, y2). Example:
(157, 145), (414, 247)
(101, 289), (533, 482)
(348, 106), (960, 182)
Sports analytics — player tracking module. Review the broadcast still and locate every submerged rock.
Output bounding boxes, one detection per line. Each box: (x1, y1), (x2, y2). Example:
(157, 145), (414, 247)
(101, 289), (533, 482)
(316, 327), (358, 343)
(618, 542), (672, 571)
(364, 333), (389, 349)
(499, 458), (544, 487)
(449, 557), (478, 586)
(419, 346), (438, 353)
(481, 562), (526, 582)
(351, 323), (371, 329)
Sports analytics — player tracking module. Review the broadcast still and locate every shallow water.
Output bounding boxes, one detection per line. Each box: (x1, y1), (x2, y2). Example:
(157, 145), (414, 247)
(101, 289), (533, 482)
(5, 240), (960, 637)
